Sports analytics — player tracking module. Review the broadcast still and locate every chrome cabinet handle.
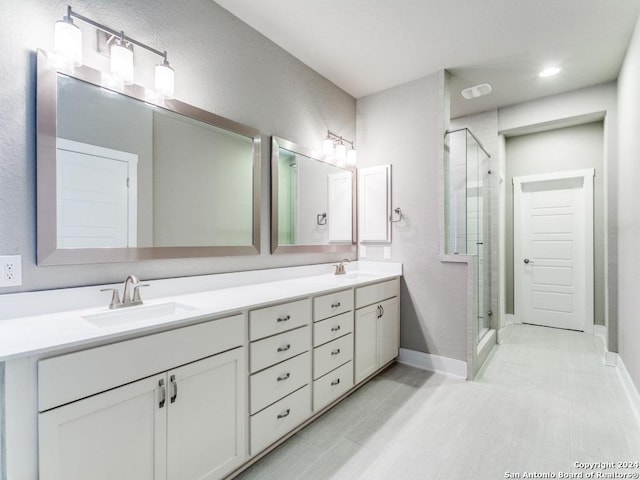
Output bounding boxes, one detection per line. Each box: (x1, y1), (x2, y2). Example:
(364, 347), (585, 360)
(331, 378), (341, 386)
(158, 379), (166, 408)
(277, 315), (291, 323)
(277, 372), (291, 382)
(331, 348), (341, 356)
(377, 305), (382, 318)
(277, 344), (291, 352)
(331, 325), (341, 332)
(277, 409), (291, 419)
(331, 302), (341, 308)
(170, 374), (178, 403)
(380, 305), (384, 317)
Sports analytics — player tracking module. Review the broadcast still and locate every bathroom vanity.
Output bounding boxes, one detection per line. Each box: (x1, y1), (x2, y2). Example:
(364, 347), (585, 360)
(0, 262), (401, 480)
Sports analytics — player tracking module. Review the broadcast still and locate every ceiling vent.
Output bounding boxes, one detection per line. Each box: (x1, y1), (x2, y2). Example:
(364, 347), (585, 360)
(461, 83), (492, 100)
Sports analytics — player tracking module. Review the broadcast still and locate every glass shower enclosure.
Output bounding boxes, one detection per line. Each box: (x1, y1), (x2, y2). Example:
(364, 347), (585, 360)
(444, 128), (493, 343)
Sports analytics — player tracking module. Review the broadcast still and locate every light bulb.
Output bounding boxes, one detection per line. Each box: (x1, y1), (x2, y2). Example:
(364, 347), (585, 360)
(335, 143), (347, 162)
(111, 38), (134, 85)
(347, 148), (357, 166)
(155, 59), (175, 99)
(322, 137), (335, 157)
(54, 15), (82, 67)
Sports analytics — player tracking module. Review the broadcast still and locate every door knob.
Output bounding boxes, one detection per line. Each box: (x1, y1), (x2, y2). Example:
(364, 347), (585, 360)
(524, 258), (533, 264)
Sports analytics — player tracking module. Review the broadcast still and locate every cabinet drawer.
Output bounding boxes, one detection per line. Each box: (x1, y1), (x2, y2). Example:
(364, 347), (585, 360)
(313, 334), (353, 380)
(313, 290), (353, 321)
(39, 314), (244, 412)
(250, 352), (311, 414)
(313, 361), (354, 412)
(250, 326), (310, 373)
(355, 278), (400, 309)
(250, 385), (311, 455)
(250, 299), (311, 341)
(313, 311), (353, 347)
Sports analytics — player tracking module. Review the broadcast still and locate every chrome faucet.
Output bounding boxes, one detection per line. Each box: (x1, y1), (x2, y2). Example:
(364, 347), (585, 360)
(101, 275), (149, 309)
(333, 259), (351, 275)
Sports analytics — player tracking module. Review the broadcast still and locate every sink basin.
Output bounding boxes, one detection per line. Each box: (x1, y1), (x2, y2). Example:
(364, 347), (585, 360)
(83, 302), (197, 328)
(329, 272), (380, 281)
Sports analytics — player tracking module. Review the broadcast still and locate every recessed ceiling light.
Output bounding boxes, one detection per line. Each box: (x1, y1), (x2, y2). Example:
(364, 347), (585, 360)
(539, 66), (561, 77)
(461, 83), (492, 99)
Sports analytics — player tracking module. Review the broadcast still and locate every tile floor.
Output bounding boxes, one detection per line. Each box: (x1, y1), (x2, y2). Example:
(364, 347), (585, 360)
(235, 324), (640, 480)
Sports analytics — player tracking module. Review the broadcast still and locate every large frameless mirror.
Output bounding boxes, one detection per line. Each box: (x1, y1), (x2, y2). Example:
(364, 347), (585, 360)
(36, 50), (261, 265)
(271, 136), (356, 254)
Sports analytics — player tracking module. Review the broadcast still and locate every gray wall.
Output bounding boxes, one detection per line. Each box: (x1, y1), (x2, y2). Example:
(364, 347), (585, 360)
(504, 122), (605, 325)
(0, 0), (356, 293)
(357, 73), (469, 362)
(617, 15), (640, 391)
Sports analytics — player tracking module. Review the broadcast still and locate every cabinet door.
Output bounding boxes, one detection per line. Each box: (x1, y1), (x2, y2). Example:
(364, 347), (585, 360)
(358, 165), (391, 242)
(378, 296), (400, 366)
(354, 304), (378, 384)
(166, 348), (246, 480)
(39, 374), (166, 480)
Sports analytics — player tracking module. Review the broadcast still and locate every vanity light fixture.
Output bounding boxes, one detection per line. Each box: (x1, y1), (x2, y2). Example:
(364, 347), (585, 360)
(53, 5), (175, 98)
(322, 130), (357, 167)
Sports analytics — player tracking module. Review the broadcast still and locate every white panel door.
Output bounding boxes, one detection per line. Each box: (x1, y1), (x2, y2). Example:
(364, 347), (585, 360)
(514, 170), (594, 332)
(38, 374), (166, 480)
(166, 348), (246, 480)
(56, 138), (137, 248)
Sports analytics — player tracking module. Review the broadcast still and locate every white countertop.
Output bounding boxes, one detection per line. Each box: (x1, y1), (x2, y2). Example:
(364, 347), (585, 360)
(0, 263), (401, 362)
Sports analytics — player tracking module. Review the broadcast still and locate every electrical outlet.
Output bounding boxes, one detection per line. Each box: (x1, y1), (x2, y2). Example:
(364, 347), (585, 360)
(384, 246), (391, 259)
(359, 245), (367, 258)
(0, 255), (22, 287)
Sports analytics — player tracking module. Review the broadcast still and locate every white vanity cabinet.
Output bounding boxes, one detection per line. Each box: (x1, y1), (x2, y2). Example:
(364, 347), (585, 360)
(354, 278), (400, 384)
(312, 289), (354, 411)
(37, 315), (246, 480)
(248, 299), (312, 455)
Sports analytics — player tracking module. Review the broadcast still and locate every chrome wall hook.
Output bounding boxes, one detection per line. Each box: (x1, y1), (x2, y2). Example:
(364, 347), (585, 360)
(390, 207), (404, 223)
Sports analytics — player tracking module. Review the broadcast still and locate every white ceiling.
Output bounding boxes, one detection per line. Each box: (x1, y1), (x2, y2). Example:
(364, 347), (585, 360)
(214, 0), (640, 118)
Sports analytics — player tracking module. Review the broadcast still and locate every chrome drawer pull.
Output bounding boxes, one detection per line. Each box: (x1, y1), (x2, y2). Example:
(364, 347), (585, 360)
(170, 374), (178, 403)
(331, 325), (341, 332)
(277, 409), (291, 419)
(277, 344), (291, 352)
(331, 348), (341, 356)
(277, 372), (291, 382)
(277, 315), (291, 323)
(158, 379), (166, 408)
(331, 302), (341, 308)
(331, 378), (341, 386)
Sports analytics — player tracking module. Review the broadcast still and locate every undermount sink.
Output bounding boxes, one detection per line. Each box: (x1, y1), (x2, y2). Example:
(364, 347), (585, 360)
(329, 272), (380, 281)
(83, 302), (197, 328)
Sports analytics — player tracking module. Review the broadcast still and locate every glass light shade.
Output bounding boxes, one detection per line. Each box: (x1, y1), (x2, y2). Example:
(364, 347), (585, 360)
(322, 137), (335, 157)
(111, 41), (134, 85)
(54, 18), (82, 67)
(347, 148), (357, 166)
(335, 143), (347, 162)
(155, 61), (175, 99)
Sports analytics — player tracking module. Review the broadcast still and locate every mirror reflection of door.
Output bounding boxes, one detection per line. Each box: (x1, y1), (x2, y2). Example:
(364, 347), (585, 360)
(327, 171), (353, 242)
(56, 138), (138, 248)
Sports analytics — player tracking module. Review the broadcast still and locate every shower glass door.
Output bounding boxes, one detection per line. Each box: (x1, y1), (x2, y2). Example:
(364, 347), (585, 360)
(445, 128), (492, 343)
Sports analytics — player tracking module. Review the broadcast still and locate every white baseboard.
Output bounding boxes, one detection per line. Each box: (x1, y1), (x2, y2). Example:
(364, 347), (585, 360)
(504, 313), (518, 325)
(398, 348), (467, 379)
(614, 353), (640, 427)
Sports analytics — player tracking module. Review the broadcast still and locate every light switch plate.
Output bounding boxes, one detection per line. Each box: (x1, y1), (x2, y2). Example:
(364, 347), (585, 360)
(0, 255), (22, 287)
(384, 247), (391, 259)
(359, 245), (367, 258)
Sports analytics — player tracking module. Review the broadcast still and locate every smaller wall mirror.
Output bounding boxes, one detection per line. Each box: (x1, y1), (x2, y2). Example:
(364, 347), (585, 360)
(271, 136), (356, 254)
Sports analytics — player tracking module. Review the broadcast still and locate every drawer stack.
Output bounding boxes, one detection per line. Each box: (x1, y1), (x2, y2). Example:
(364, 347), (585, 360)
(312, 289), (354, 411)
(248, 299), (312, 454)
